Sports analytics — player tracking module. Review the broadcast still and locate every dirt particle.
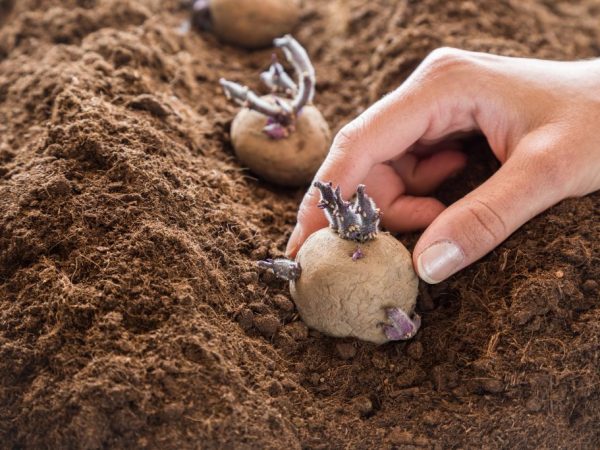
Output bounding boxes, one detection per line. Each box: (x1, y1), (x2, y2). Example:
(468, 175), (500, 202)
(431, 365), (446, 392)
(163, 402), (185, 420)
(273, 330), (296, 352)
(267, 380), (283, 397)
(241, 271), (259, 284)
(126, 94), (171, 118)
(582, 279), (598, 293)
(272, 294), (295, 312)
(283, 321), (309, 341)
(281, 379), (297, 391)
(335, 342), (357, 360)
(395, 366), (422, 388)
(248, 302), (269, 314)
(406, 341), (423, 360)
(261, 270), (276, 284)
(251, 246), (269, 260)
(371, 353), (386, 369)
(236, 308), (254, 331)
(478, 378), (504, 394)
(422, 410), (442, 427)
(526, 397), (543, 412)
(292, 417), (304, 428)
(351, 396), (373, 417)
(308, 329), (322, 339)
(308, 372), (321, 386)
(253, 314), (280, 338)
(514, 309), (534, 325)
(388, 428), (418, 446)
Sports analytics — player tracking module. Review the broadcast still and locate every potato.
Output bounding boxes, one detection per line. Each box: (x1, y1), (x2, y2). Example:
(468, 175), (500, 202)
(257, 182), (421, 343)
(290, 228), (419, 344)
(220, 36), (330, 186)
(210, 0), (301, 49)
(231, 99), (331, 187)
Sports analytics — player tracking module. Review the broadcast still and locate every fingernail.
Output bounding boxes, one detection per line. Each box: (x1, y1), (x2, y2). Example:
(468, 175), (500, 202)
(416, 240), (464, 284)
(285, 224), (303, 257)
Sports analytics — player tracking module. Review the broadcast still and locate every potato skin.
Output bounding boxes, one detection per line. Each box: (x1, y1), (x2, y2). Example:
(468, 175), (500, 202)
(290, 229), (419, 344)
(230, 101), (331, 187)
(210, 0), (301, 49)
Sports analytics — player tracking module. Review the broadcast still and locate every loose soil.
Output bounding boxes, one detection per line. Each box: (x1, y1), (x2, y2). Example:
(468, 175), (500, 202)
(1, 1), (599, 448)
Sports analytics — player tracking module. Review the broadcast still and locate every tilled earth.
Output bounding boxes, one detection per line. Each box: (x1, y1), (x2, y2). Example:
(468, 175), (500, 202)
(0, 1), (599, 448)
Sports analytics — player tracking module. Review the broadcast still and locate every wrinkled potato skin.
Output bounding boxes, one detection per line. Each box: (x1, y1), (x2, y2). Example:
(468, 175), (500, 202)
(231, 102), (331, 187)
(290, 229), (419, 344)
(210, 0), (301, 49)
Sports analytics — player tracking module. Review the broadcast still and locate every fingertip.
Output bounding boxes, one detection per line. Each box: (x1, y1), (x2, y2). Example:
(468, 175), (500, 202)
(391, 149), (467, 196)
(443, 149), (468, 174)
(415, 256), (437, 284)
(285, 224), (303, 257)
(414, 239), (465, 284)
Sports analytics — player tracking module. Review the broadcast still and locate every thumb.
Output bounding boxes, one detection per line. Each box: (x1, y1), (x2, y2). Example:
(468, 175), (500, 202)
(413, 146), (569, 284)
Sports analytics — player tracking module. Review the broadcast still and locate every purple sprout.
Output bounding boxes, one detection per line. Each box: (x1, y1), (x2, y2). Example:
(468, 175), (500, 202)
(332, 186), (363, 241)
(258, 258), (302, 281)
(313, 181), (339, 232)
(313, 181), (380, 243)
(351, 248), (364, 261)
(263, 117), (291, 140)
(260, 54), (298, 96)
(260, 183), (381, 278)
(219, 35), (316, 140)
(354, 185), (381, 241)
(383, 308), (421, 341)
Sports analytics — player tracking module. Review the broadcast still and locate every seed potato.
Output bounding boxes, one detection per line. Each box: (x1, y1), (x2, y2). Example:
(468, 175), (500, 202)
(290, 228), (419, 344)
(231, 100), (331, 186)
(211, 0), (301, 49)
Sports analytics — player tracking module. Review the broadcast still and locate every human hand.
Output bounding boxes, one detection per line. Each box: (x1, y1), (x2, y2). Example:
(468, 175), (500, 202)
(286, 48), (600, 283)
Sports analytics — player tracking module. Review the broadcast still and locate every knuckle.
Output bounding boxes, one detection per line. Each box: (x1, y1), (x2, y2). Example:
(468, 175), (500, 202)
(296, 203), (311, 224)
(420, 47), (473, 78)
(332, 115), (368, 156)
(527, 148), (571, 193)
(461, 198), (508, 247)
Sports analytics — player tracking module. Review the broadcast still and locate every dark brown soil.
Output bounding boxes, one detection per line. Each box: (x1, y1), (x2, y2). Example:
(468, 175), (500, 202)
(1, 1), (599, 448)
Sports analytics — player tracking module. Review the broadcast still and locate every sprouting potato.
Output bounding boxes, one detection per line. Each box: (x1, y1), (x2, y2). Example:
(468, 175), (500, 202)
(220, 35), (331, 187)
(290, 229), (418, 344)
(231, 101), (330, 186)
(259, 182), (421, 344)
(191, 0), (301, 49)
(212, 0), (301, 49)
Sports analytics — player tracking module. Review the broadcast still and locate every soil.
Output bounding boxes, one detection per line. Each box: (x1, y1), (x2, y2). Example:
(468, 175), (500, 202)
(0, 0), (599, 448)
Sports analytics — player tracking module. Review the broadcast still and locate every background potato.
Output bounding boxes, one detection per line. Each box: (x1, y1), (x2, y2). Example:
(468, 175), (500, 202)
(211, 0), (301, 49)
(231, 101), (331, 186)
